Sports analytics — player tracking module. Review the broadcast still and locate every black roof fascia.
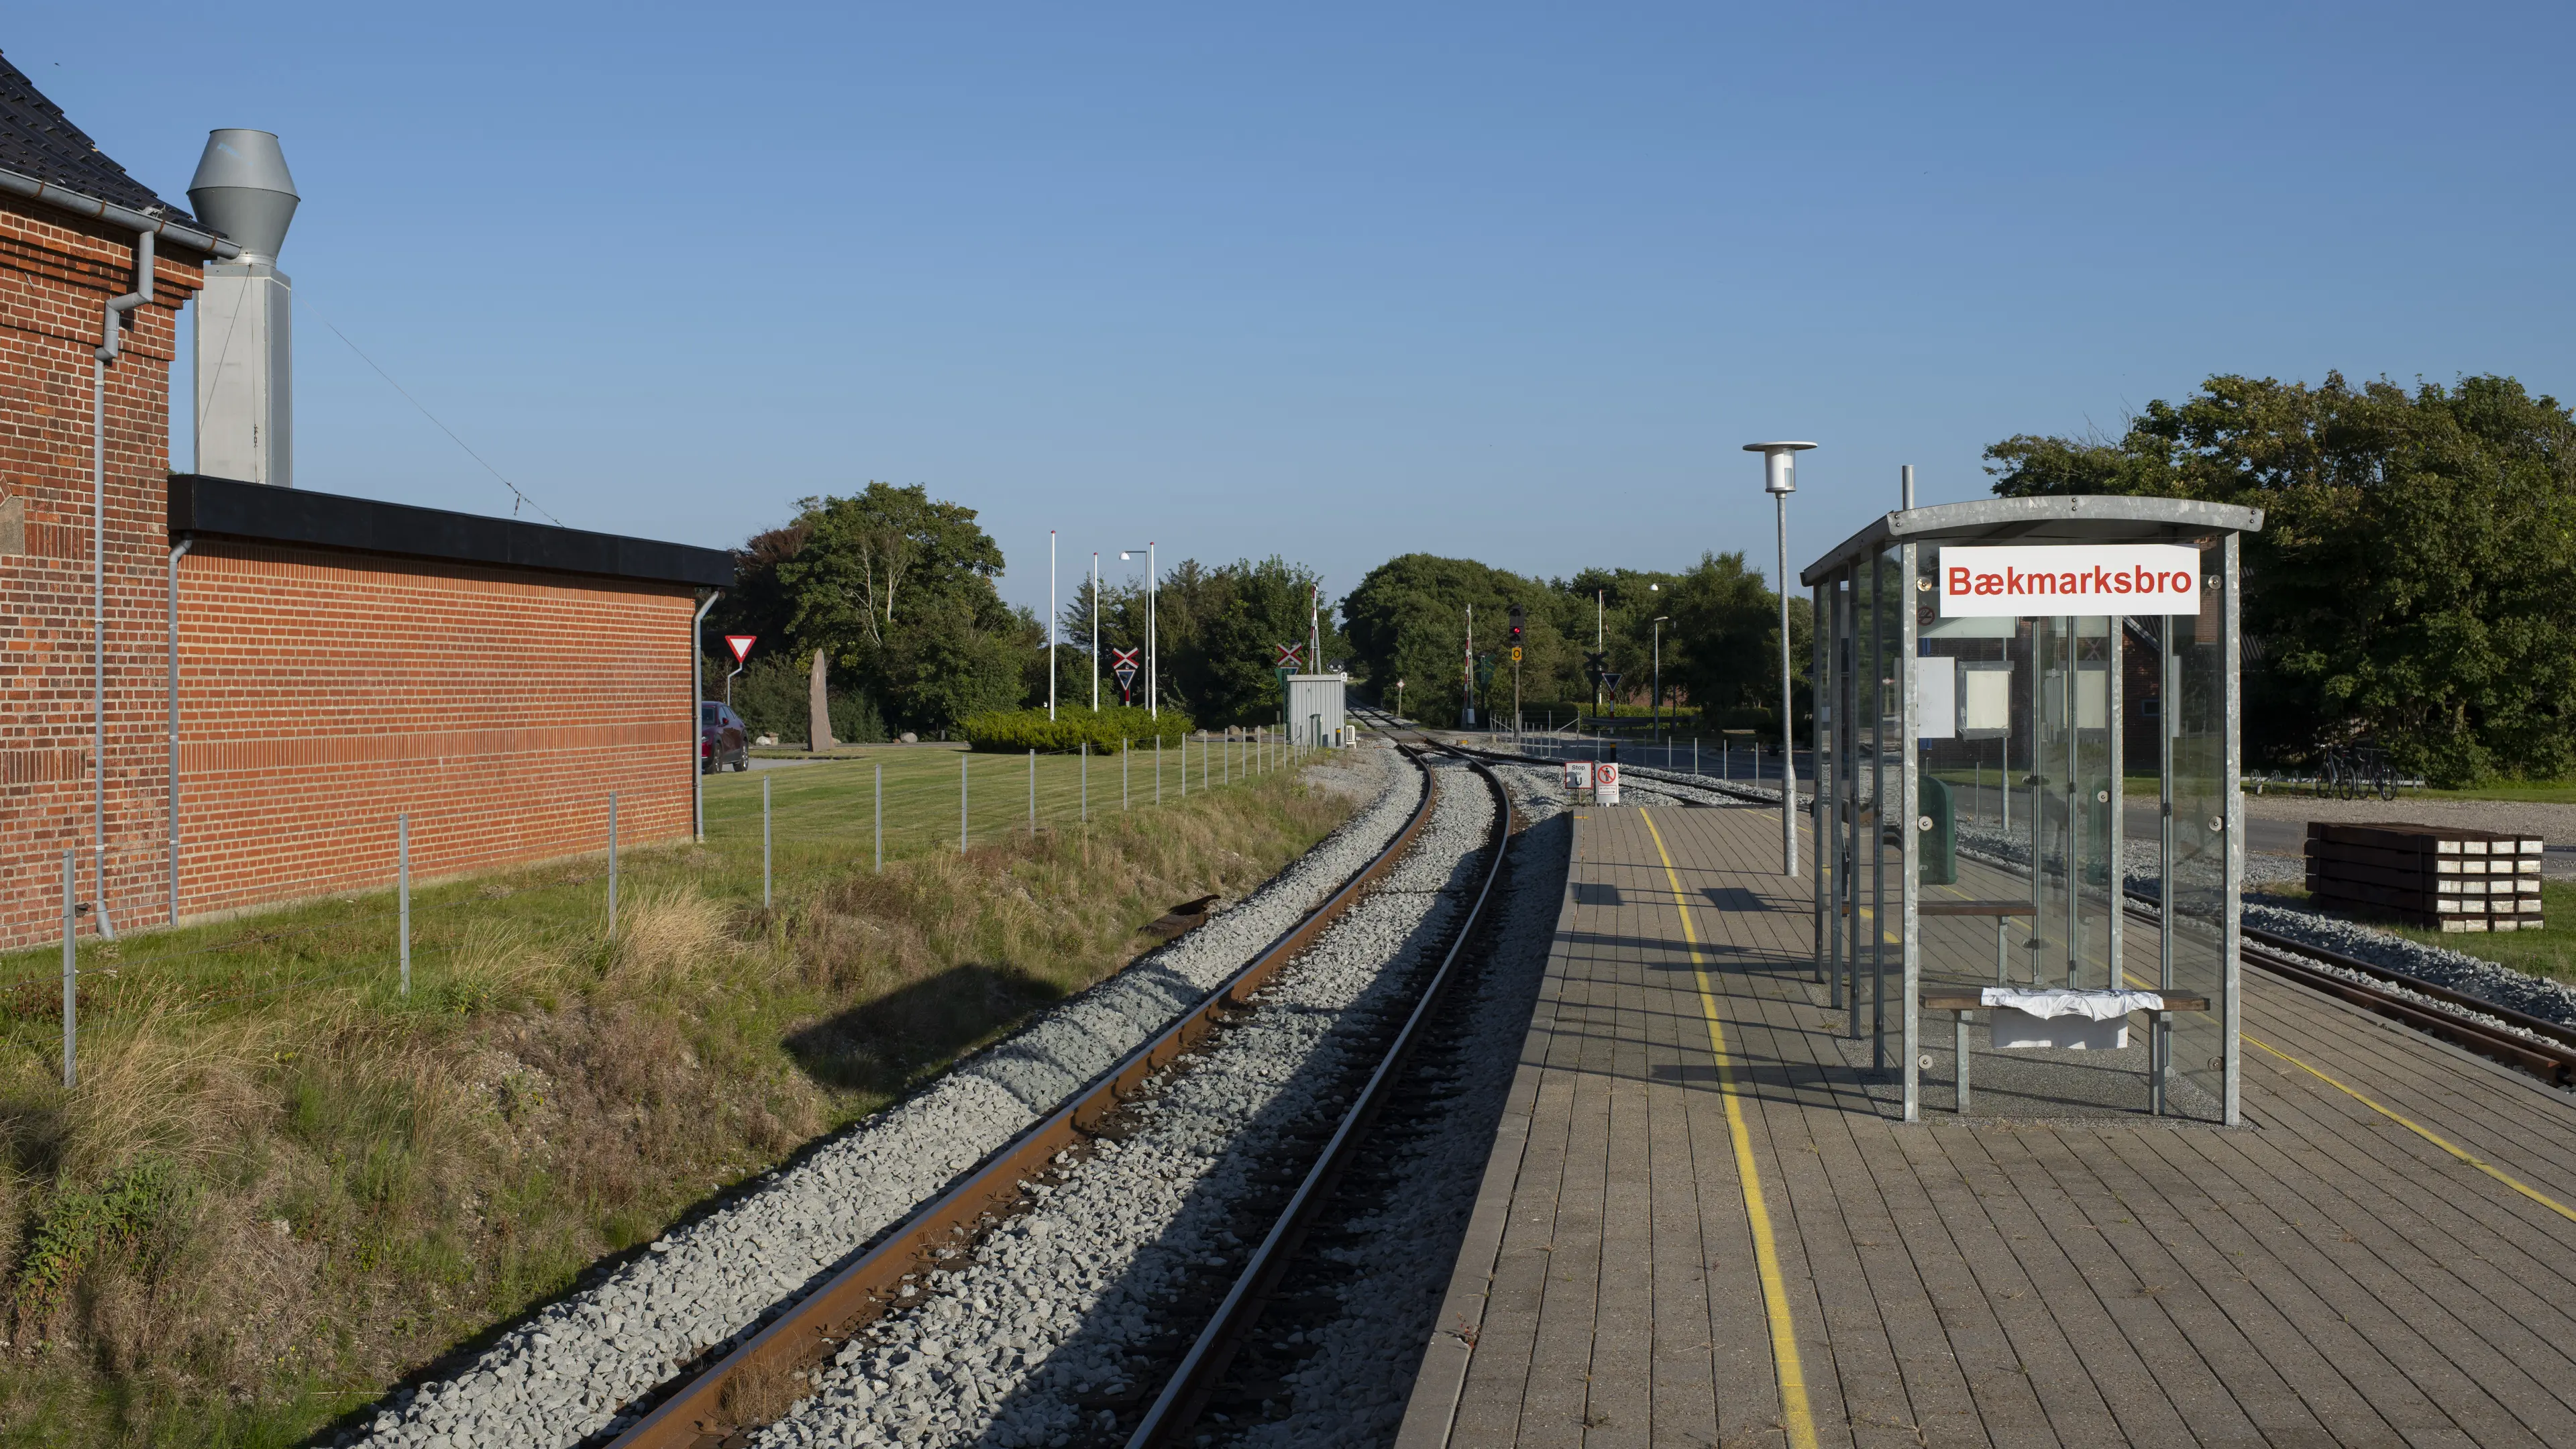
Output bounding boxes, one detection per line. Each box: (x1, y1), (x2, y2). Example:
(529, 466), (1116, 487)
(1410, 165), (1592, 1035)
(169, 474), (733, 589)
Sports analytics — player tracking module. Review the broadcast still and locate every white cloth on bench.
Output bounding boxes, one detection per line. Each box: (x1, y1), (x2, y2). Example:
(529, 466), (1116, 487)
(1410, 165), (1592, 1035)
(1978, 988), (2163, 1051)
(1979, 987), (2164, 1019)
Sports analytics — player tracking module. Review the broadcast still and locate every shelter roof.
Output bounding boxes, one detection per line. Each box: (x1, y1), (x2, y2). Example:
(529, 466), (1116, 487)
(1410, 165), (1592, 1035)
(1799, 496), (2264, 586)
(0, 50), (198, 225)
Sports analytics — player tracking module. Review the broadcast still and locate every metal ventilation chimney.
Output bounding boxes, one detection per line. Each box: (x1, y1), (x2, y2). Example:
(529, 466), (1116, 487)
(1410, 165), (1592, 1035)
(188, 129), (299, 486)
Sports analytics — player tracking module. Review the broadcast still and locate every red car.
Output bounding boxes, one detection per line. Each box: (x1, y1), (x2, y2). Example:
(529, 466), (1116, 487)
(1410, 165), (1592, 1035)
(702, 701), (749, 773)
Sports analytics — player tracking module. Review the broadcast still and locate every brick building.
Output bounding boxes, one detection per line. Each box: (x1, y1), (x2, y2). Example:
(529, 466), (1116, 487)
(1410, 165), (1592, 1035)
(1, 56), (729, 949)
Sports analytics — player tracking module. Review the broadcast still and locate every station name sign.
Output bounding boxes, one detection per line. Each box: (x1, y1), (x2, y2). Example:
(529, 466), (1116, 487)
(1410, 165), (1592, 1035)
(1938, 543), (2204, 617)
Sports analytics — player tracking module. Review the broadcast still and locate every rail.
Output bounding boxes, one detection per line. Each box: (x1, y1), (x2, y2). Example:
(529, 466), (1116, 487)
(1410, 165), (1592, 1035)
(605, 739), (1458, 1448)
(1125, 733), (1513, 1445)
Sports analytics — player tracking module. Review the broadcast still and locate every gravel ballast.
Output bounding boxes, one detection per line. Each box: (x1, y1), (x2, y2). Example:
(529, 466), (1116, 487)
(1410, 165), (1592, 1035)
(745, 756), (1499, 1449)
(347, 746), (1418, 1449)
(1215, 761), (1570, 1448)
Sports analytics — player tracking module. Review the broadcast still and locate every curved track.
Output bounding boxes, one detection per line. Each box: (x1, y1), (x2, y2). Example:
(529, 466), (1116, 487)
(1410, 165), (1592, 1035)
(599, 739), (1513, 1449)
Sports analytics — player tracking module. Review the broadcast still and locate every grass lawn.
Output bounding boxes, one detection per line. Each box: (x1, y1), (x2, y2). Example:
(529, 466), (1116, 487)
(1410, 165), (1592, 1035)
(0, 736), (1354, 1448)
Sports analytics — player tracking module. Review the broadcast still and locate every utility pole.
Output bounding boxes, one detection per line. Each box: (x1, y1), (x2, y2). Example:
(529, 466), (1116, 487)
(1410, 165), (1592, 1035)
(1462, 604), (1475, 728)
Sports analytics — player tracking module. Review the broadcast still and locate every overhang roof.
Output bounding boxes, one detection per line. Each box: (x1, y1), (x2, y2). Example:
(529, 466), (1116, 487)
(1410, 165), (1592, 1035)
(1799, 495), (2264, 587)
(170, 474), (735, 589)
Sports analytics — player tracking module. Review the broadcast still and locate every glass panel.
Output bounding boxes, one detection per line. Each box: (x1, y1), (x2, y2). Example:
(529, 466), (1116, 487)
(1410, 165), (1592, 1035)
(2026, 614), (2116, 990)
(1866, 545), (1897, 1071)
(2167, 556), (2229, 1114)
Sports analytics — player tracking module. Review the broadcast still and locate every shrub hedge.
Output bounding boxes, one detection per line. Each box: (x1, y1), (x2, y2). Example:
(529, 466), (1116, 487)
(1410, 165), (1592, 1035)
(961, 705), (1195, 753)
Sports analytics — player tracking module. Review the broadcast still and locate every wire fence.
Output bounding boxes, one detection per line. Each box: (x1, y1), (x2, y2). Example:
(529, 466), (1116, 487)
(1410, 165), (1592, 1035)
(7, 727), (1332, 1082)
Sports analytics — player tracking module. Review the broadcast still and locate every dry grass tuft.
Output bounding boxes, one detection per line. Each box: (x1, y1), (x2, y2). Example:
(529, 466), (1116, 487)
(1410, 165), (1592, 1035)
(606, 886), (733, 991)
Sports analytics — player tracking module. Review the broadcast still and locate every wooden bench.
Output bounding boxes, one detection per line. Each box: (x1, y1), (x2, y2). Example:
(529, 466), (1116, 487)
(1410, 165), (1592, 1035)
(1921, 987), (2210, 1116)
(1842, 899), (2036, 980)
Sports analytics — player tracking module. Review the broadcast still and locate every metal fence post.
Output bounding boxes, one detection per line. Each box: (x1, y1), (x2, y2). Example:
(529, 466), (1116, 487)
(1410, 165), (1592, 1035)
(61, 849), (76, 1089)
(874, 761), (883, 871)
(960, 751), (969, 853)
(398, 813), (411, 996)
(1028, 748), (1037, 836)
(1157, 736), (1164, 804)
(763, 774), (773, 908)
(1081, 742), (1089, 822)
(1179, 733), (1187, 798)
(606, 792), (620, 939)
(1124, 739), (1131, 810)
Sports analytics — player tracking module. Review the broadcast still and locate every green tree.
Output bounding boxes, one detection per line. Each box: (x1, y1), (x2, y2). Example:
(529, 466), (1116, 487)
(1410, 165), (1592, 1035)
(1986, 373), (2576, 784)
(708, 482), (1029, 737)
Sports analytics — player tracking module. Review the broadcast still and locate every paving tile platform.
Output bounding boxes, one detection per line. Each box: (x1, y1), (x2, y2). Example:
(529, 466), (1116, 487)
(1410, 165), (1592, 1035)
(1396, 801), (2576, 1448)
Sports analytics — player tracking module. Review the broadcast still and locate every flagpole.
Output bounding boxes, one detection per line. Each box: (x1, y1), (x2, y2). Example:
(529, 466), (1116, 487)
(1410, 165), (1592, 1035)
(1090, 551), (1099, 712)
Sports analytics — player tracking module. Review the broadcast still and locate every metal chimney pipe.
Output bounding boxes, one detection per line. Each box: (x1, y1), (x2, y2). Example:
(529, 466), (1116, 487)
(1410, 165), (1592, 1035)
(189, 130), (299, 487)
(186, 130), (298, 262)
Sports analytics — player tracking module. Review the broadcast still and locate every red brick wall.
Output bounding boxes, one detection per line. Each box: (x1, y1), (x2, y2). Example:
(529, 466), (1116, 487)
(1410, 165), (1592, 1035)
(0, 195), (702, 949)
(166, 543), (696, 923)
(0, 199), (193, 947)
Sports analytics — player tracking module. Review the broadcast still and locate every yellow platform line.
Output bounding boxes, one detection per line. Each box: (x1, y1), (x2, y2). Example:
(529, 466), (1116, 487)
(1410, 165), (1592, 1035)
(1639, 808), (1821, 1449)
(2249, 1034), (2576, 1226)
(2108, 965), (2576, 1226)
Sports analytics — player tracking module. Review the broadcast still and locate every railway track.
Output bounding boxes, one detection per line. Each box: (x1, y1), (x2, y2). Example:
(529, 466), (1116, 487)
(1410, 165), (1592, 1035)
(589, 739), (1513, 1449)
(1402, 718), (2576, 1091)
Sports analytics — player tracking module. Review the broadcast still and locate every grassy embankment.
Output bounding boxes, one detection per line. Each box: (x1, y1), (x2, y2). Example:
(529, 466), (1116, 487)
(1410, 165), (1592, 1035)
(0, 740), (1358, 1448)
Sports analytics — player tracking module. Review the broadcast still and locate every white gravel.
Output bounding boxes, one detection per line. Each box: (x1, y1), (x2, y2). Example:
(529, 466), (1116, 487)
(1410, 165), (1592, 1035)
(346, 745), (1418, 1449)
(746, 757), (1499, 1449)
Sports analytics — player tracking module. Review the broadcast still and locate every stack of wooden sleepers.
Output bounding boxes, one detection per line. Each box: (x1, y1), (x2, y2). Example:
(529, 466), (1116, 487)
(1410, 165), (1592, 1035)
(2304, 822), (2545, 932)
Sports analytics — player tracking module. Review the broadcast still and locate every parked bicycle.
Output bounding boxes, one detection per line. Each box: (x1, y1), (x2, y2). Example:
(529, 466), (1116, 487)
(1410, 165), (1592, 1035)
(2316, 743), (2396, 802)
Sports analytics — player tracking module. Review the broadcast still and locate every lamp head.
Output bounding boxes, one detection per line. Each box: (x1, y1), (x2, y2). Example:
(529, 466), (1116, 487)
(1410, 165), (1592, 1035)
(1743, 441), (1818, 495)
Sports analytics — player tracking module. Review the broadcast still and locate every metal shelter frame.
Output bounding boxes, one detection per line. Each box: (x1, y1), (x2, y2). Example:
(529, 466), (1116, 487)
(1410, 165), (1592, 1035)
(1799, 496), (2264, 1125)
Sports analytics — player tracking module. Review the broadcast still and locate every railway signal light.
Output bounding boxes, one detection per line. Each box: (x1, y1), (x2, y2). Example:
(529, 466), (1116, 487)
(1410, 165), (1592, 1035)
(1508, 604), (1524, 645)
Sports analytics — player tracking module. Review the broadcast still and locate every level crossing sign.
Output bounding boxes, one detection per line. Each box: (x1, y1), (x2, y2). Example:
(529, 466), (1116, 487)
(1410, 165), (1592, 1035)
(1275, 642), (1304, 669)
(724, 635), (755, 663)
(1112, 647), (1141, 701)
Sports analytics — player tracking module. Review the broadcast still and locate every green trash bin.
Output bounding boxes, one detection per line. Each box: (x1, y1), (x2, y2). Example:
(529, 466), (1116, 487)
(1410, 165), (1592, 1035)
(1919, 773), (1956, 886)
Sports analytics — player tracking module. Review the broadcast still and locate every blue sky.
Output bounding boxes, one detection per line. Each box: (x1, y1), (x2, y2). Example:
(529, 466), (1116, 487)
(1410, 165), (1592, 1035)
(13, 3), (2571, 623)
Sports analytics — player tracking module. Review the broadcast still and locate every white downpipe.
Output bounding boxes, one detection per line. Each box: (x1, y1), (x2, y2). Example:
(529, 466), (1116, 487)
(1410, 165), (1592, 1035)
(692, 591), (722, 840)
(168, 537), (193, 927)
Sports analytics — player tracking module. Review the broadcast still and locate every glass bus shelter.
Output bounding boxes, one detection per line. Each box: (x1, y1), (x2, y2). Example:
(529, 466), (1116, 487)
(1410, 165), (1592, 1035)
(1799, 496), (2264, 1126)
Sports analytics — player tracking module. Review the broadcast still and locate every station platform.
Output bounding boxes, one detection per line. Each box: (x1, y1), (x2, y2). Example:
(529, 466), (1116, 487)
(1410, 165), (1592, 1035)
(1398, 801), (2576, 1448)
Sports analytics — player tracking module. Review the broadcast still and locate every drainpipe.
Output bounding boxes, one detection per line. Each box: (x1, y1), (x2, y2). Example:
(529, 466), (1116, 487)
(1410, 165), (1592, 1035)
(88, 226), (154, 940)
(168, 537), (193, 926)
(692, 590), (722, 841)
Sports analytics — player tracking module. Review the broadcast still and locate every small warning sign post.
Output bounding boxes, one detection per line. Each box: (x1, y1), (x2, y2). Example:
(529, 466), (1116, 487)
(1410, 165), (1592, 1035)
(725, 635), (756, 663)
(1112, 648), (1141, 704)
(1595, 761), (1621, 806)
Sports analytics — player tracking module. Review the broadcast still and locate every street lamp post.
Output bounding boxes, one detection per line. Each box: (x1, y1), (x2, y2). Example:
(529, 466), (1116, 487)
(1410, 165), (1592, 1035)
(1651, 614), (1669, 743)
(1745, 441), (1815, 878)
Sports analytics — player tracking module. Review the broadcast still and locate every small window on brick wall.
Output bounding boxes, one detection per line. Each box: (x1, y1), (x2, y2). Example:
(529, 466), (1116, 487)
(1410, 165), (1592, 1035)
(0, 494), (21, 555)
